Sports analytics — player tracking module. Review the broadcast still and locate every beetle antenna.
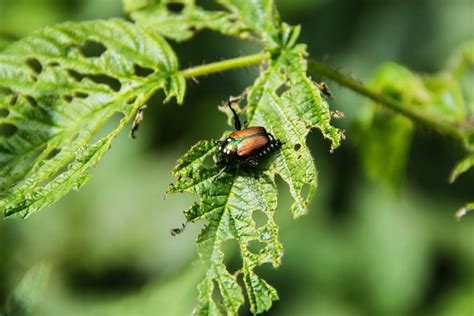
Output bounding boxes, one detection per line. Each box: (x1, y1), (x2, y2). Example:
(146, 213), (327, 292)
(227, 99), (242, 130)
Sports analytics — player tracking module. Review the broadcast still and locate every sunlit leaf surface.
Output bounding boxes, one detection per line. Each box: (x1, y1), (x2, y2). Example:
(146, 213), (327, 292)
(0, 19), (185, 218)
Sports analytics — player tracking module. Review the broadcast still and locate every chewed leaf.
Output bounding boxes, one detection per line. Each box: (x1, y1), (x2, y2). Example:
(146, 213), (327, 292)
(126, 0), (285, 47)
(125, 0), (252, 42)
(247, 45), (343, 217)
(0, 19), (185, 218)
(218, 0), (282, 46)
(170, 35), (342, 314)
(169, 140), (282, 314)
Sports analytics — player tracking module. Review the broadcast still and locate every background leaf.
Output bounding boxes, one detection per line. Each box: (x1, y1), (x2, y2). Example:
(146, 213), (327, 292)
(3, 263), (51, 316)
(0, 19), (185, 218)
(357, 41), (474, 191)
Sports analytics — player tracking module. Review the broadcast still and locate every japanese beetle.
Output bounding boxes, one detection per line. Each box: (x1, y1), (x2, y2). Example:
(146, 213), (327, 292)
(216, 99), (282, 167)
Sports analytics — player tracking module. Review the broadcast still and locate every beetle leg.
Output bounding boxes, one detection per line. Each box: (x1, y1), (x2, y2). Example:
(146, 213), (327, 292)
(247, 157), (259, 167)
(215, 140), (224, 151)
(215, 166), (227, 179)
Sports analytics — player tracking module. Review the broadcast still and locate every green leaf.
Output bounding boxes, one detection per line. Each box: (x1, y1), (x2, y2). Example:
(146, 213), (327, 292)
(247, 45), (342, 217)
(0, 19), (185, 218)
(170, 42), (342, 314)
(124, 0), (252, 42)
(357, 112), (413, 191)
(358, 48), (474, 190)
(169, 140), (280, 315)
(125, 0), (285, 47)
(3, 263), (51, 316)
(217, 0), (281, 46)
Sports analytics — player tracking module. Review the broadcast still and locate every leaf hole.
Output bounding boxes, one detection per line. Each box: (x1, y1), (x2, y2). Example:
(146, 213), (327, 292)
(0, 108), (9, 118)
(25, 58), (43, 75)
(45, 148), (61, 160)
(254, 262), (275, 278)
(221, 239), (241, 274)
(0, 123), (17, 138)
(66, 69), (121, 92)
(294, 143), (301, 151)
(0, 86), (14, 95)
(248, 240), (266, 255)
(133, 64), (154, 78)
(63, 95), (73, 103)
(275, 83), (289, 97)
(167, 3), (185, 14)
(25, 95), (38, 107)
(67, 69), (84, 82)
(74, 91), (88, 99)
(211, 281), (225, 313)
(196, 1), (221, 11)
(89, 74), (122, 92)
(202, 154), (215, 168)
(252, 210), (268, 227)
(9, 95), (18, 106)
(79, 40), (107, 58)
(48, 61), (60, 67)
(126, 96), (137, 105)
(301, 184), (310, 198)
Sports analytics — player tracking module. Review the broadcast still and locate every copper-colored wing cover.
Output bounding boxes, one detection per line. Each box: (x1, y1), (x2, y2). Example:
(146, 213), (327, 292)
(229, 127), (269, 157)
(229, 126), (266, 139)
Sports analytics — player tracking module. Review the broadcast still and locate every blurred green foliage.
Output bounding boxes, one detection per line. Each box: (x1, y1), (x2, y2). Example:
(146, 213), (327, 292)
(0, 0), (473, 315)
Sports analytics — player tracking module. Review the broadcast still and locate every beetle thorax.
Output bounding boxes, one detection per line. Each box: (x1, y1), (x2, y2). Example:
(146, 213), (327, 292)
(222, 138), (238, 155)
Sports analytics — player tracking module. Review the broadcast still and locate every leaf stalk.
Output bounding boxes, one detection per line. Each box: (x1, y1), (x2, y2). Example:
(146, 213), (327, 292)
(180, 53), (469, 146)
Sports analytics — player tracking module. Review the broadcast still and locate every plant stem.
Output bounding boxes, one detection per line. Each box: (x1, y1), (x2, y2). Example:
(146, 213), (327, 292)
(182, 53), (267, 79)
(180, 53), (467, 145)
(308, 60), (466, 144)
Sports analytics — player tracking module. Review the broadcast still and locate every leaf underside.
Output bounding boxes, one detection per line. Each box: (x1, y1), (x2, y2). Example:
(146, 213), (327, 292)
(0, 19), (184, 218)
